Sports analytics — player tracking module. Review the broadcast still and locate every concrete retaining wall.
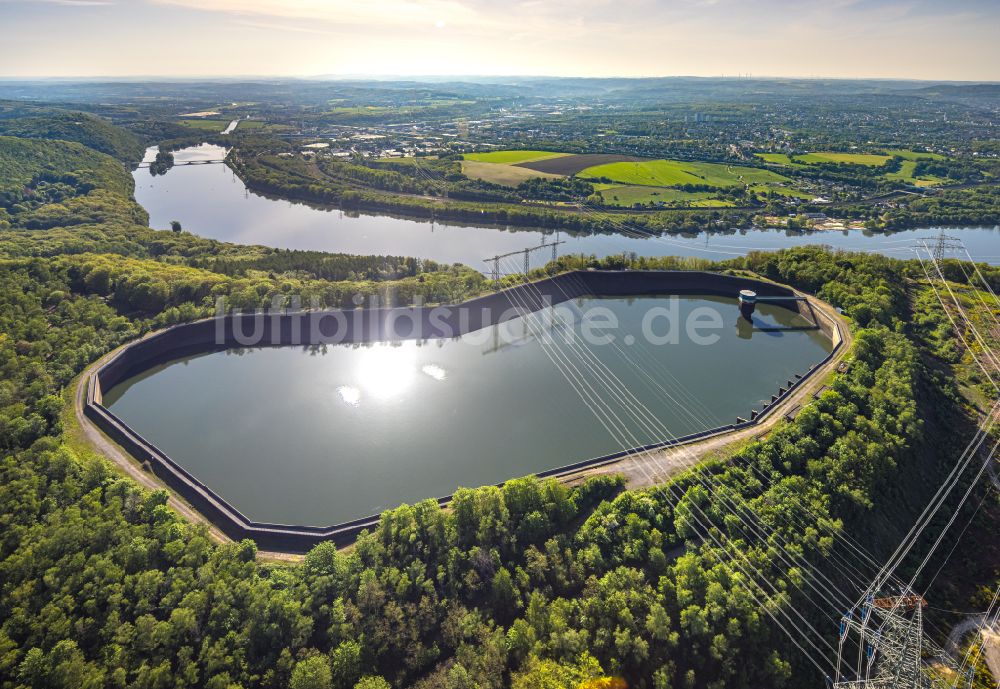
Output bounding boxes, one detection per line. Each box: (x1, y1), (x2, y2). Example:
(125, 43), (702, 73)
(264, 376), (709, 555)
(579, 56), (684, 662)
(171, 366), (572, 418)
(86, 270), (840, 552)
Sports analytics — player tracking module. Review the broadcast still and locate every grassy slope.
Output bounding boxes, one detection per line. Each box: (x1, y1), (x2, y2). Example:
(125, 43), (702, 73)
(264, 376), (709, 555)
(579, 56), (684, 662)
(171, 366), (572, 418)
(885, 160), (949, 187)
(759, 149), (949, 186)
(749, 183), (814, 199)
(883, 149), (946, 161)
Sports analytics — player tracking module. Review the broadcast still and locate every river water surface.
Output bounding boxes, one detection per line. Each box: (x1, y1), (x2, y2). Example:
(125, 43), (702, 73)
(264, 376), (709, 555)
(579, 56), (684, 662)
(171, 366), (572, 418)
(133, 145), (1000, 269)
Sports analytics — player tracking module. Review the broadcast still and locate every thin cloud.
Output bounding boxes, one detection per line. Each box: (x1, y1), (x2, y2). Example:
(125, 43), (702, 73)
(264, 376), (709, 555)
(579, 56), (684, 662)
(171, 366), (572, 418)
(232, 19), (346, 37)
(150, 0), (481, 28)
(5, 0), (116, 5)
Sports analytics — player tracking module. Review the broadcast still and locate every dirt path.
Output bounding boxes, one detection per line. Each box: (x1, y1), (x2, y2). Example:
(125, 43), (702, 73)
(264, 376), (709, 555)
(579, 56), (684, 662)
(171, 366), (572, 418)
(948, 614), (989, 656)
(982, 629), (1000, 686)
(946, 614), (1000, 686)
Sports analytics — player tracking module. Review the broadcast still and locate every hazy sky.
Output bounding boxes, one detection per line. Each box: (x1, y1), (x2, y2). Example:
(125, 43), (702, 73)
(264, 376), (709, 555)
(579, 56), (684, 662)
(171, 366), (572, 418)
(1, 0), (998, 80)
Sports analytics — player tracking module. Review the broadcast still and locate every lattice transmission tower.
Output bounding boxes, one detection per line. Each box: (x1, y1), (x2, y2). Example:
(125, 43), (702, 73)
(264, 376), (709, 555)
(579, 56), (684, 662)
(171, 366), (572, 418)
(483, 237), (564, 283)
(926, 230), (964, 263)
(832, 592), (951, 689)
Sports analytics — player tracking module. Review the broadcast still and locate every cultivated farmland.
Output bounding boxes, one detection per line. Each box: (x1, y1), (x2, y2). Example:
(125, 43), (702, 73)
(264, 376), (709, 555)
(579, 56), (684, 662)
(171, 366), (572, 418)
(516, 153), (640, 175)
(881, 149), (946, 161)
(578, 159), (790, 187)
(749, 183), (814, 200)
(884, 160), (949, 186)
(591, 184), (731, 207)
(793, 152), (891, 166)
(461, 160), (561, 186)
(758, 150), (943, 168)
(755, 153), (808, 168)
(463, 150), (568, 165)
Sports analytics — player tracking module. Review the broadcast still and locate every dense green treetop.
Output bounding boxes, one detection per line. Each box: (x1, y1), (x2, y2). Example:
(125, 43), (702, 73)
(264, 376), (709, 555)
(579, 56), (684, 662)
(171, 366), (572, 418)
(0, 104), (144, 162)
(0, 136), (147, 229)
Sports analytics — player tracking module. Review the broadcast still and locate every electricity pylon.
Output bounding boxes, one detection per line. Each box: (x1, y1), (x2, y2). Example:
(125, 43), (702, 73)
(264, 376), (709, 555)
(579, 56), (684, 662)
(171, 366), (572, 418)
(928, 230), (964, 263)
(483, 238), (564, 283)
(832, 592), (949, 689)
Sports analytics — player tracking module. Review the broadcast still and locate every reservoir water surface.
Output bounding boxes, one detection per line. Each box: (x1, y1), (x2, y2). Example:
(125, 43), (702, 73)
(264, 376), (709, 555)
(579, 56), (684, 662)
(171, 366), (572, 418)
(105, 295), (833, 525)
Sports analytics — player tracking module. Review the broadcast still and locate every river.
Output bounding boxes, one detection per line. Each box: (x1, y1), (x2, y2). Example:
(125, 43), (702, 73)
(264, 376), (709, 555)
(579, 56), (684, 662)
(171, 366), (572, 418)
(133, 144), (1000, 268)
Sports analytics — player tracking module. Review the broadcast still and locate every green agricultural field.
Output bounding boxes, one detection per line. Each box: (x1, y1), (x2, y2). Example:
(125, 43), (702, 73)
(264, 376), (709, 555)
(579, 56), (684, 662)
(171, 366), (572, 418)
(689, 199), (735, 207)
(461, 160), (561, 186)
(463, 150), (569, 165)
(794, 152), (891, 166)
(592, 184), (730, 207)
(579, 159), (790, 188)
(884, 160), (949, 187)
(882, 149), (946, 161)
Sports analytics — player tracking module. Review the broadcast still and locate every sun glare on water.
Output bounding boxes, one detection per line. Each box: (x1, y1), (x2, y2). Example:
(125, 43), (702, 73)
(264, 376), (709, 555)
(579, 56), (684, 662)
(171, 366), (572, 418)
(356, 346), (417, 401)
(336, 347), (447, 406)
(337, 386), (361, 407)
(329, 341), (459, 408)
(421, 364), (447, 381)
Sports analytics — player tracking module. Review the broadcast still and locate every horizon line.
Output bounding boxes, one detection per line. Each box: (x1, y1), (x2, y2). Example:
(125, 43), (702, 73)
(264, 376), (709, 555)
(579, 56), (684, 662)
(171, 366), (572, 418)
(1, 74), (998, 84)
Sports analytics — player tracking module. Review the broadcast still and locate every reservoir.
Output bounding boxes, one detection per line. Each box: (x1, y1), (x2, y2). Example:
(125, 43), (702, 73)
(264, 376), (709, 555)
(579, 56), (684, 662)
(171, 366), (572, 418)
(133, 145), (1000, 268)
(103, 294), (833, 526)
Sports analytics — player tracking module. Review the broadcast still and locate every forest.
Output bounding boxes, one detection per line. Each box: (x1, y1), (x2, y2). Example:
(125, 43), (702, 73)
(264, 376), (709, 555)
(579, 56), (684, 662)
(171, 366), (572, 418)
(0, 136), (147, 230)
(0, 102), (145, 163)
(2, 224), (998, 688)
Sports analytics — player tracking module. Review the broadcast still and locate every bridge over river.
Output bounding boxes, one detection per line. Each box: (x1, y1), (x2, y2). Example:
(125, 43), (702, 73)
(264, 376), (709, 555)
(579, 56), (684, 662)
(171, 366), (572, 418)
(133, 159), (227, 169)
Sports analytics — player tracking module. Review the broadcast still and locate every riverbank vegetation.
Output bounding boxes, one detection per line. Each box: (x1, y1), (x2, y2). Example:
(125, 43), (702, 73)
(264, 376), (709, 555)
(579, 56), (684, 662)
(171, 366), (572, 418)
(226, 143), (998, 232)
